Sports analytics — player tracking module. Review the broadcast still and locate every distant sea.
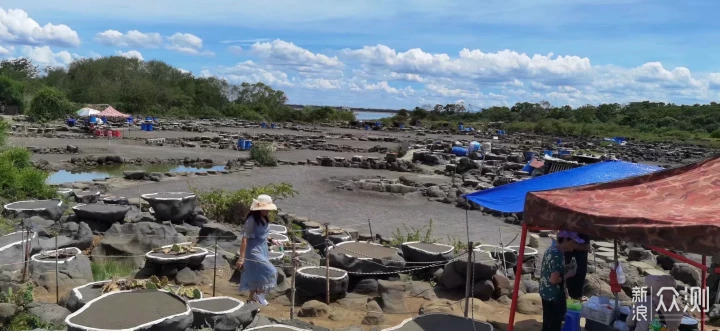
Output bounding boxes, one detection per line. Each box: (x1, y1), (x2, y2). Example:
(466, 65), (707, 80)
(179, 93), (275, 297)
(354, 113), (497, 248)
(354, 111), (395, 120)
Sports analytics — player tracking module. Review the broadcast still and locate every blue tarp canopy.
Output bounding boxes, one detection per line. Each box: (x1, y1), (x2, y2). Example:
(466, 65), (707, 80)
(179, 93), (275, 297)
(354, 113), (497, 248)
(464, 161), (662, 213)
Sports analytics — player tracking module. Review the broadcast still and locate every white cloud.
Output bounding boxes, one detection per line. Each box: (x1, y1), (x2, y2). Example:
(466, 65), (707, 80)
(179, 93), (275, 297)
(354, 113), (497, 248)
(708, 73), (720, 89)
(342, 44), (591, 83)
(166, 32), (213, 56)
(426, 83), (480, 99)
(226, 45), (243, 55)
(357, 80), (414, 96)
(178, 68), (190, 74)
(0, 8), (80, 47)
(388, 72), (424, 82)
(0, 45), (13, 55)
(96, 30), (162, 48)
(211, 60), (293, 86)
(301, 78), (341, 90)
(20, 45), (77, 67)
(631, 62), (702, 88)
(251, 39), (343, 72)
(116, 50), (143, 61)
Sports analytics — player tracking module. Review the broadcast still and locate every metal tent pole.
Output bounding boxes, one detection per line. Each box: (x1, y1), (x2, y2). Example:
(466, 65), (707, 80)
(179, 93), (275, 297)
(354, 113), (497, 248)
(507, 223), (528, 331)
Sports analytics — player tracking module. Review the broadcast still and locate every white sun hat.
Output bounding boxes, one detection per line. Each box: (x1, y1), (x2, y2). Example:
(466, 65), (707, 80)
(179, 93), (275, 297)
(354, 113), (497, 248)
(249, 194), (277, 211)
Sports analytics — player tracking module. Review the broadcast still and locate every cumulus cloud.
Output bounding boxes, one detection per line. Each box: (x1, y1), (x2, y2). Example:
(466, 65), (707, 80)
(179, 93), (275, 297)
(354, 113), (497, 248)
(0, 8), (80, 47)
(341, 44), (591, 83)
(353, 80), (414, 96)
(301, 78), (341, 90)
(20, 45), (77, 67)
(708, 73), (720, 89)
(96, 30), (162, 48)
(116, 50), (143, 61)
(167, 32), (213, 56)
(251, 39), (342, 73)
(631, 62), (702, 88)
(211, 60), (292, 86)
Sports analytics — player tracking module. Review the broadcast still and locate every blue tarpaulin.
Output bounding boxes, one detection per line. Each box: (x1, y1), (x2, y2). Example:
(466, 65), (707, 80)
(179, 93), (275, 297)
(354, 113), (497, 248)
(464, 161), (662, 213)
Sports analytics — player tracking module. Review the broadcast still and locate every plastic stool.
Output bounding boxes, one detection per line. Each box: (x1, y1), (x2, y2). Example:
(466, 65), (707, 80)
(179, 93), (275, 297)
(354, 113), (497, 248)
(561, 310), (581, 331)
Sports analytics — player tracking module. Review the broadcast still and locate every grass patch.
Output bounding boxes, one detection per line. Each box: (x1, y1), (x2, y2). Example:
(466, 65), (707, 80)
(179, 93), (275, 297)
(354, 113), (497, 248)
(191, 183), (297, 224)
(91, 260), (136, 281)
(389, 219), (435, 247)
(6, 312), (61, 331)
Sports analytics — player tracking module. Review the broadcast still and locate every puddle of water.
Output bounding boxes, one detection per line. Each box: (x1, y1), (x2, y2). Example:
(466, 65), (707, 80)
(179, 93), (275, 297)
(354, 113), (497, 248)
(47, 164), (226, 184)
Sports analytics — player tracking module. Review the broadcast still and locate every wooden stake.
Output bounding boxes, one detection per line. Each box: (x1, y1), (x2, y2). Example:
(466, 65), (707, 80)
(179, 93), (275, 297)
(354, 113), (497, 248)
(324, 222), (330, 304)
(55, 235), (59, 304)
(464, 241), (473, 317)
(289, 221), (297, 319)
(367, 219), (374, 242)
(212, 236), (218, 297)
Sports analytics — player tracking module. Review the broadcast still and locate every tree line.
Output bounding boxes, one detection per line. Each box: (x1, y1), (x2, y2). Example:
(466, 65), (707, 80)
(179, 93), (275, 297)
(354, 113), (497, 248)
(1, 56), (719, 142)
(0, 57), (354, 123)
(387, 101), (720, 142)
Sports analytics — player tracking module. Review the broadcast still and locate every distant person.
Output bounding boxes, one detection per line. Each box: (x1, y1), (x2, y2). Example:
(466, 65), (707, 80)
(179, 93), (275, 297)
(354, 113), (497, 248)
(235, 194), (278, 305)
(564, 233), (591, 300)
(540, 231), (582, 331)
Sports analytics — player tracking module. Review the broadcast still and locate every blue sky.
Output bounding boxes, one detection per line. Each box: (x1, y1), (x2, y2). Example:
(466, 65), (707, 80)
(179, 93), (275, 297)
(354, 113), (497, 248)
(1, 0), (720, 109)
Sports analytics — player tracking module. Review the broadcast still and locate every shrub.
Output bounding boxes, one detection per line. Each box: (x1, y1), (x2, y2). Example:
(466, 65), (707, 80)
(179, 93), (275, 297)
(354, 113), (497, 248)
(91, 260), (136, 281)
(0, 148), (55, 204)
(27, 87), (73, 122)
(192, 183), (297, 224)
(0, 283), (33, 306)
(710, 129), (720, 139)
(250, 142), (278, 166)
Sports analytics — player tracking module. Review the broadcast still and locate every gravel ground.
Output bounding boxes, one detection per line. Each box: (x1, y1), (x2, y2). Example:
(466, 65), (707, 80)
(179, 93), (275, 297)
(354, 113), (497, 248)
(109, 165), (529, 247)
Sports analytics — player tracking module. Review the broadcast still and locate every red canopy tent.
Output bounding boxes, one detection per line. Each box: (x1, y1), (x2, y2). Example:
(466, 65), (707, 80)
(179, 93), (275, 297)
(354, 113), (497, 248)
(507, 155), (720, 331)
(97, 106), (130, 119)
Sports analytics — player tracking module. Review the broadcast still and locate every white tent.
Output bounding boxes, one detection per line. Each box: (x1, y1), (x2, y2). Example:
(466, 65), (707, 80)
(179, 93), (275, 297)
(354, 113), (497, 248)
(76, 108), (100, 117)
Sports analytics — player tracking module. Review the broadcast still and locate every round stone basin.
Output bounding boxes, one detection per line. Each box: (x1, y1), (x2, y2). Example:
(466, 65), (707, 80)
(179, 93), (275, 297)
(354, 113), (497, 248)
(188, 296), (244, 314)
(307, 227), (351, 244)
(507, 246), (539, 257)
(268, 224), (287, 234)
(400, 241), (455, 264)
(331, 241), (398, 260)
(474, 244), (513, 254)
(67, 280), (113, 312)
(269, 233), (289, 244)
(72, 203), (131, 223)
(404, 242), (453, 254)
(272, 240), (312, 256)
(0, 231), (36, 252)
(140, 192), (197, 222)
(245, 326), (311, 331)
(102, 196), (129, 205)
(66, 290), (192, 331)
(381, 313), (493, 331)
(31, 247), (81, 263)
(297, 266), (347, 279)
(145, 242), (209, 266)
(268, 251), (284, 261)
(3, 199), (65, 221)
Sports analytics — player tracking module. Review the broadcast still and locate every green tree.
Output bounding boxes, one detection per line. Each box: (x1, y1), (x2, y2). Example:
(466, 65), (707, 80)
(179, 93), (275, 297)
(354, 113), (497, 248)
(232, 82), (287, 110)
(28, 87), (73, 122)
(0, 76), (25, 111)
(0, 58), (38, 80)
